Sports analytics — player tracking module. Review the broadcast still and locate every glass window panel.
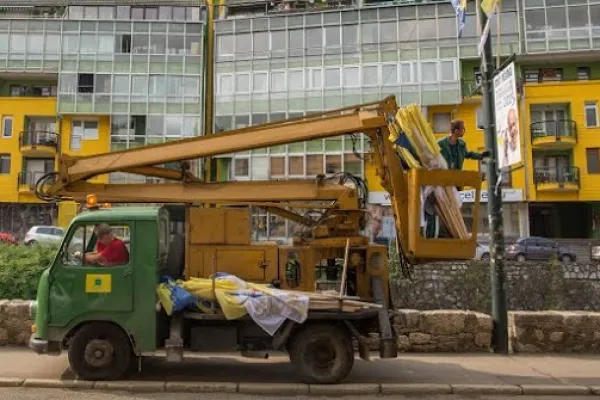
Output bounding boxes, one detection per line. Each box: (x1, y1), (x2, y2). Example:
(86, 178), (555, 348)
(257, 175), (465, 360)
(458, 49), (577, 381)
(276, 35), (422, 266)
(379, 22), (397, 43)
(307, 69), (322, 89)
(85, 6), (98, 19)
(219, 75), (233, 94)
(271, 71), (286, 92)
(45, 34), (60, 54)
(159, 6), (172, 20)
(80, 34), (97, 53)
(362, 66), (378, 86)
(307, 154), (323, 175)
(10, 34), (26, 52)
(438, 17), (458, 37)
(60, 74), (78, 93)
(182, 117), (198, 137)
(167, 36), (184, 54)
(253, 72), (268, 92)
(343, 25), (358, 44)
(288, 156), (304, 175)
(382, 65), (398, 85)
(288, 29), (303, 49)
(306, 28), (322, 48)
(173, 7), (186, 21)
(288, 70), (303, 91)
(401, 63), (414, 83)
(325, 138), (342, 151)
(325, 26), (340, 47)
(116, 6), (130, 19)
(235, 115), (250, 128)
(70, 6), (84, 19)
(167, 76), (183, 96)
(146, 7), (158, 20)
(325, 154), (342, 174)
(440, 61), (456, 81)
(399, 20), (418, 41)
(421, 62), (438, 82)
(217, 34), (234, 55)
(98, 35), (114, 53)
(165, 116), (182, 136)
(95, 74), (112, 93)
(525, 9), (546, 31)
(150, 35), (166, 54)
(343, 67), (359, 87)
(546, 7), (567, 29)
(113, 75), (130, 94)
(344, 153), (362, 175)
(568, 6), (588, 28)
(147, 116), (164, 136)
(236, 73), (250, 93)
(27, 34), (44, 54)
(234, 158), (249, 177)
(252, 113), (268, 125)
(361, 23), (378, 43)
(253, 32), (268, 52)
(325, 68), (340, 88)
(132, 76), (148, 94)
(235, 33), (251, 54)
(270, 157), (285, 176)
(271, 31), (286, 50)
(418, 19), (437, 40)
(98, 7), (114, 19)
(215, 116), (232, 132)
(131, 7), (144, 19)
(186, 35), (201, 55)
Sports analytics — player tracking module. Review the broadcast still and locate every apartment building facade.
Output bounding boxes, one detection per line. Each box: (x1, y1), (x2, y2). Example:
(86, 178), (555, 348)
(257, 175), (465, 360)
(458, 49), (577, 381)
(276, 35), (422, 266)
(1, 0), (600, 241)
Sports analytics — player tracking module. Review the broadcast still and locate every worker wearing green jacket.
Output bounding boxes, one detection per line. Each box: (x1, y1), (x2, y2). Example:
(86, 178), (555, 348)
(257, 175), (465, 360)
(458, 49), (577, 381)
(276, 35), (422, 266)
(425, 119), (490, 238)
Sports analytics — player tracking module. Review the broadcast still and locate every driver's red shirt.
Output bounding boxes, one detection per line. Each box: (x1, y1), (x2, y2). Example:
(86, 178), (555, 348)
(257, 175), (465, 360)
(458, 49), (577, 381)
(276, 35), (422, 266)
(97, 238), (129, 265)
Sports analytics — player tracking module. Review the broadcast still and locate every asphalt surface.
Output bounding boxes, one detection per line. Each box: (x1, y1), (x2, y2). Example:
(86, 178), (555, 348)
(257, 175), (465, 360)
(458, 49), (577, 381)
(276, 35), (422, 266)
(0, 389), (597, 400)
(1, 347), (599, 388)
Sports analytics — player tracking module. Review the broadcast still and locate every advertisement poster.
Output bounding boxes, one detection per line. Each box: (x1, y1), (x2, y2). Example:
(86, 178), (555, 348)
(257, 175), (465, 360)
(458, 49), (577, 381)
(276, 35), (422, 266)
(493, 61), (521, 169)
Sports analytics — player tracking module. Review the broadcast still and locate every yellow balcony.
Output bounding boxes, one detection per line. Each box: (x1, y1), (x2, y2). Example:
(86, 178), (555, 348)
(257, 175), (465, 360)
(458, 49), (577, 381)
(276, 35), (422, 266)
(534, 166), (580, 192)
(19, 130), (59, 157)
(530, 120), (577, 149)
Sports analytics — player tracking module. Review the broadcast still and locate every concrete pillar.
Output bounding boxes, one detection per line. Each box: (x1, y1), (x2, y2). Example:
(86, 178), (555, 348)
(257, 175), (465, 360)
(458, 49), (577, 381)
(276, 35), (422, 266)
(518, 203), (530, 238)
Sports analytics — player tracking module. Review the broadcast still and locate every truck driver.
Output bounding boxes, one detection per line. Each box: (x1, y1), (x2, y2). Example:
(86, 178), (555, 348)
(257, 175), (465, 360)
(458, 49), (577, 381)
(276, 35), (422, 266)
(83, 224), (130, 266)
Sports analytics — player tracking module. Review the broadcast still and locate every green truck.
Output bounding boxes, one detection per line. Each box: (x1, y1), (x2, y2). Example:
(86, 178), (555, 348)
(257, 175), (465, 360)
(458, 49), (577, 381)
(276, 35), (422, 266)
(29, 205), (398, 384)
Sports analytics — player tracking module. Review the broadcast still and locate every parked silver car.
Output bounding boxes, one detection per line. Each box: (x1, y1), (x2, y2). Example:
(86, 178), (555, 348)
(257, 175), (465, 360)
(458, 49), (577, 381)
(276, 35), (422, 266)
(24, 226), (65, 246)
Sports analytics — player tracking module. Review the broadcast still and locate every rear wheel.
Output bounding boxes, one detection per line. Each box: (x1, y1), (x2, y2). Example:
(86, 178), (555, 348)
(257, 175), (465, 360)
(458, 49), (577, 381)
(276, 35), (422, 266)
(561, 254), (573, 262)
(289, 323), (354, 384)
(68, 322), (134, 381)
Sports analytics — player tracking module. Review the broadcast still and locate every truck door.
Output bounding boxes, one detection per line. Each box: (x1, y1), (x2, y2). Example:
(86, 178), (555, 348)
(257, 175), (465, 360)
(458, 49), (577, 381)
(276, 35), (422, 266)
(48, 222), (134, 328)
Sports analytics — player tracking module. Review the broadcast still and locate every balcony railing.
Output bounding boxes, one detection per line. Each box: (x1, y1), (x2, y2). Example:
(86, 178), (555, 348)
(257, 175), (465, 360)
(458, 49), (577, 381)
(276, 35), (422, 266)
(19, 130), (59, 150)
(533, 166), (580, 188)
(530, 120), (577, 142)
(17, 171), (48, 192)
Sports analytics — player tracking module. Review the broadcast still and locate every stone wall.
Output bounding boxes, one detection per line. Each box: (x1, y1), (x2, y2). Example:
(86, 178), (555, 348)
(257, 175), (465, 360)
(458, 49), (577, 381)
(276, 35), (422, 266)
(2, 299), (598, 353)
(0, 300), (33, 346)
(391, 261), (600, 312)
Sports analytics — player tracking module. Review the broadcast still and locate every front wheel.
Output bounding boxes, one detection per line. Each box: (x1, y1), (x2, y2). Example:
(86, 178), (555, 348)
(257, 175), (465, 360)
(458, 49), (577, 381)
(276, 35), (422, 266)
(68, 322), (134, 381)
(289, 323), (354, 384)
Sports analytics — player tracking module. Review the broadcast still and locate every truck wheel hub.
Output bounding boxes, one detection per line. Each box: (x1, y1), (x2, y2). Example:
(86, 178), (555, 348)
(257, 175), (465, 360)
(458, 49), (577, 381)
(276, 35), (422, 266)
(84, 339), (114, 368)
(308, 340), (335, 370)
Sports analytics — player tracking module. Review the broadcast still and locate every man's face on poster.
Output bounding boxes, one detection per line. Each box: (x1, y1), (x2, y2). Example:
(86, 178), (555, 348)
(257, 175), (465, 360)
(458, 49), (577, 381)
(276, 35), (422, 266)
(507, 109), (518, 150)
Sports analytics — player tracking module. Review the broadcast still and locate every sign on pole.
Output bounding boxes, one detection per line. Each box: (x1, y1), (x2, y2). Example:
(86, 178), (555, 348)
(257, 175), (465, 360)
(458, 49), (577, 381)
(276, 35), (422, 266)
(493, 61), (521, 169)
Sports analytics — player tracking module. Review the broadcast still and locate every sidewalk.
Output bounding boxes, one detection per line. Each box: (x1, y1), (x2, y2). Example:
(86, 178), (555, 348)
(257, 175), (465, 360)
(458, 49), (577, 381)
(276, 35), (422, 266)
(0, 347), (598, 395)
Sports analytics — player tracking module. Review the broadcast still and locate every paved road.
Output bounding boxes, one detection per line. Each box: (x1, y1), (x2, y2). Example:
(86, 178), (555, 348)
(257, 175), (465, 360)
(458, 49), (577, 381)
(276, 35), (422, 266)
(0, 389), (596, 400)
(1, 347), (599, 388)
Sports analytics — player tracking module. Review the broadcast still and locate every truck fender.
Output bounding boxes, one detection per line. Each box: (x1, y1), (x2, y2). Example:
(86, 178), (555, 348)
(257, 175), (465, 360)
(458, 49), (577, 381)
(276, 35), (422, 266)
(63, 319), (137, 353)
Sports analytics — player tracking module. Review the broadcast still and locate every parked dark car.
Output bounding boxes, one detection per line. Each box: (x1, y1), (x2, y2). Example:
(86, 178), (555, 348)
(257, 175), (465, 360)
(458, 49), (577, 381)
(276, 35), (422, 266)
(505, 236), (576, 262)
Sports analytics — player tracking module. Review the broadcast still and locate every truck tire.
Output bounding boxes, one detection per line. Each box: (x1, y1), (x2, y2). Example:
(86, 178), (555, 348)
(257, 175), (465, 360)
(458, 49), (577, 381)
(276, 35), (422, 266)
(68, 322), (133, 381)
(289, 323), (354, 384)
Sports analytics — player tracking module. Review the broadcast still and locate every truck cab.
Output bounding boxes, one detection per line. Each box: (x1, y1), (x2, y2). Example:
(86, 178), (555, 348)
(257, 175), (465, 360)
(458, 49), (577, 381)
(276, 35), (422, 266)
(29, 204), (398, 384)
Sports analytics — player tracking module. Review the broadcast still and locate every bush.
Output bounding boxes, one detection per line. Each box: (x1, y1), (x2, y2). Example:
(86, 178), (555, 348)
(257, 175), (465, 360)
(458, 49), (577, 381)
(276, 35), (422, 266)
(0, 243), (58, 300)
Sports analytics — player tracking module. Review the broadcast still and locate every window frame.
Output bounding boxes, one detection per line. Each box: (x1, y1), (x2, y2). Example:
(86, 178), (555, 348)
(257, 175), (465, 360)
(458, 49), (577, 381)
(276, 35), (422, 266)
(586, 148), (600, 174)
(2, 116), (13, 138)
(584, 101), (599, 128)
(0, 154), (10, 174)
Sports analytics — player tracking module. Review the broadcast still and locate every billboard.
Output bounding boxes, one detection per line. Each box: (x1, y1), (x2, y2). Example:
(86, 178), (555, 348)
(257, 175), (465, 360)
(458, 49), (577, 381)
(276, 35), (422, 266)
(494, 62), (521, 169)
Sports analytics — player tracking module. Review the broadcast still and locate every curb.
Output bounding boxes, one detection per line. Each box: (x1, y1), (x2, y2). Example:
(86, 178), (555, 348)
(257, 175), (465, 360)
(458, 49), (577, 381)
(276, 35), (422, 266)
(0, 378), (599, 396)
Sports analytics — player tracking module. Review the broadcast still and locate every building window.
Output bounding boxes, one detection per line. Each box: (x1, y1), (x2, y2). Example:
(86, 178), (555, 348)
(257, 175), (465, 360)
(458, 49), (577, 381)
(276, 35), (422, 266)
(78, 74), (94, 93)
(72, 120), (99, 141)
(577, 67), (591, 81)
(234, 158), (249, 177)
(2, 116), (12, 138)
(587, 148), (600, 174)
(524, 69), (539, 83)
(432, 112), (451, 133)
(585, 102), (598, 128)
(0, 154), (10, 174)
(540, 68), (563, 82)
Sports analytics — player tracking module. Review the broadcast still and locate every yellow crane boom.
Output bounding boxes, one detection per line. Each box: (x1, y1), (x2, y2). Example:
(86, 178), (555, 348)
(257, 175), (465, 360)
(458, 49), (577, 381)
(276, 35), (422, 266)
(38, 96), (482, 263)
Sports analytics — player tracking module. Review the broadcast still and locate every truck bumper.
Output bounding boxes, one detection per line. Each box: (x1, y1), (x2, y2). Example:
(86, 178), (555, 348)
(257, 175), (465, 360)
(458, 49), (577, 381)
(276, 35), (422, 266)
(29, 334), (62, 356)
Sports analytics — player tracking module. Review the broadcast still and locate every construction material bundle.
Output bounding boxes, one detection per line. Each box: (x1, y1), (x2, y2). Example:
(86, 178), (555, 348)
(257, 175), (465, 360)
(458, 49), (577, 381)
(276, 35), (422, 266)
(387, 104), (470, 240)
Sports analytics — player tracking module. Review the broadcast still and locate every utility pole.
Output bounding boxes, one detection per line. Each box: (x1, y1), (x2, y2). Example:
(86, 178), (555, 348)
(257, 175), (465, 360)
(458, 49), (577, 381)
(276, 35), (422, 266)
(478, 1), (509, 354)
